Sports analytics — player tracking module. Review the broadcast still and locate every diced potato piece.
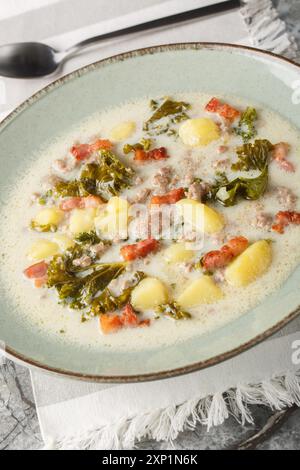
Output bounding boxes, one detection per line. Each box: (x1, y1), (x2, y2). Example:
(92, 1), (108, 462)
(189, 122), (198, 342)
(110, 121), (136, 141)
(69, 208), (96, 234)
(27, 239), (59, 261)
(225, 240), (272, 287)
(131, 277), (169, 311)
(52, 234), (74, 251)
(177, 275), (223, 308)
(164, 242), (194, 263)
(95, 197), (129, 239)
(106, 197), (129, 214)
(176, 199), (224, 234)
(34, 207), (64, 226)
(179, 118), (220, 147)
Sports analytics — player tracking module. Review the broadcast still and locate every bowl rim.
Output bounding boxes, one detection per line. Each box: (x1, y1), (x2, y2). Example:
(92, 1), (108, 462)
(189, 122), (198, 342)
(1, 42), (300, 383)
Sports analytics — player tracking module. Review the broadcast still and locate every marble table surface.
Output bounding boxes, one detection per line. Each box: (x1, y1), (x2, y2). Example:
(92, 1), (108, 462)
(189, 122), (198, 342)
(1, 0), (300, 450)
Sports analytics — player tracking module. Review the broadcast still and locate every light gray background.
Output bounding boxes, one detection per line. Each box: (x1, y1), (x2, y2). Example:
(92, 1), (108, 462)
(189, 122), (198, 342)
(1, 0), (300, 450)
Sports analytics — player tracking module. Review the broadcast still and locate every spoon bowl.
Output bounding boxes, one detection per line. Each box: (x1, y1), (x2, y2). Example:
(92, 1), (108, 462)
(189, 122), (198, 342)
(0, 42), (59, 78)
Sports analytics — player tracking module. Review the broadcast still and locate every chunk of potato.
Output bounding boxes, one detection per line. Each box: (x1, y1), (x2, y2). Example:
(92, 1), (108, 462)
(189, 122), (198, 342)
(110, 121), (136, 141)
(95, 197), (129, 239)
(225, 240), (272, 287)
(106, 196), (129, 214)
(177, 275), (223, 308)
(34, 207), (64, 226)
(164, 242), (194, 263)
(179, 118), (220, 147)
(69, 208), (96, 234)
(131, 277), (169, 311)
(27, 239), (59, 261)
(52, 234), (74, 251)
(176, 199), (224, 234)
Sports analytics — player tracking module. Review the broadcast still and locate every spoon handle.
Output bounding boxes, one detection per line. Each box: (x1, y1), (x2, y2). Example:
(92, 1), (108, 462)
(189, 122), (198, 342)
(65, 0), (240, 56)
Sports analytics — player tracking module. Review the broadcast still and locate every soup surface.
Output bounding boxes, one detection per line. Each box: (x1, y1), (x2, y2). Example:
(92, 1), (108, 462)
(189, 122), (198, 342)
(1, 93), (300, 351)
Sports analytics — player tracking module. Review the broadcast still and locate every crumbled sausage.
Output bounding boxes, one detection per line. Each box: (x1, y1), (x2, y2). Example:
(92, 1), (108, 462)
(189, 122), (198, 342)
(185, 181), (210, 202)
(212, 158), (230, 169)
(151, 166), (172, 193)
(276, 186), (297, 209)
(253, 212), (273, 231)
(217, 145), (228, 154)
(89, 242), (107, 258)
(132, 188), (151, 204)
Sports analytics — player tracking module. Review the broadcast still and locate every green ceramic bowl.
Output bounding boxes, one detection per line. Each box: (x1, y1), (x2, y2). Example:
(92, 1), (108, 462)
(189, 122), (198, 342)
(1, 43), (300, 382)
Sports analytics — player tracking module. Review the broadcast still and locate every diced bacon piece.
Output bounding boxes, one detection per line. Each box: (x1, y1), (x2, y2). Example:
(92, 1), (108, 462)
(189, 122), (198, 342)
(24, 261), (48, 279)
(120, 303), (139, 327)
(59, 197), (82, 211)
(150, 187), (185, 205)
(120, 238), (159, 261)
(272, 210), (300, 234)
(205, 97), (240, 123)
(134, 147), (169, 162)
(100, 314), (123, 334)
(60, 195), (103, 211)
(272, 142), (295, 173)
(71, 139), (113, 161)
(201, 236), (249, 272)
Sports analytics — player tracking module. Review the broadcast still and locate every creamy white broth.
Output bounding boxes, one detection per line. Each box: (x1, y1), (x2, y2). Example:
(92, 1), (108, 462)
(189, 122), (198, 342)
(1, 92), (300, 351)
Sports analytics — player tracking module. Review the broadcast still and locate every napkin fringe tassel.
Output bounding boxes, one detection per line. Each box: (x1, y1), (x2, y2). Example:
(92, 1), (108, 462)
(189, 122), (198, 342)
(52, 370), (300, 450)
(240, 0), (299, 59)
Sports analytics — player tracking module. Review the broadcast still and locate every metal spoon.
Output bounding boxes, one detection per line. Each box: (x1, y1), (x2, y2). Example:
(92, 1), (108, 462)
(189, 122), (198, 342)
(0, 0), (239, 78)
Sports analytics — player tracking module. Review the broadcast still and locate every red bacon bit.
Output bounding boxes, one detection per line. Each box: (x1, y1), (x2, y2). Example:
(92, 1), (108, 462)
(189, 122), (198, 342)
(205, 97), (240, 123)
(272, 142), (295, 173)
(150, 187), (185, 205)
(71, 139), (113, 161)
(60, 195), (103, 211)
(100, 304), (150, 334)
(120, 238), (159, 261)
(134, 147), (169, 162)
(272, 210), (300, 234)
(24, 261), (48, 279)
(201, 236), (249, 272)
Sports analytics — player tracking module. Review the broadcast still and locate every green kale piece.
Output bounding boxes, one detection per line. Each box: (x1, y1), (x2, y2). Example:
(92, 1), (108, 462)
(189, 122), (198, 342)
(74, 230), (106, 246)
(30, 221), (57, 233)
(156, 301), (191, 320)
(235, 107), (257, 143)
(90, 271), (146, 316)
(47, 254), (126, 310)
(212, 167), (268, 207)
(231, 139), (273, 172)
(123, 138), (152, 154)
(143, 98), (190, 135)
(53, 150), (134, 199)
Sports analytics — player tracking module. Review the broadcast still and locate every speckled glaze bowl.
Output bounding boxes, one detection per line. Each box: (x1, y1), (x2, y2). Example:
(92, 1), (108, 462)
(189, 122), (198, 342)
(1, 43), (300, 382)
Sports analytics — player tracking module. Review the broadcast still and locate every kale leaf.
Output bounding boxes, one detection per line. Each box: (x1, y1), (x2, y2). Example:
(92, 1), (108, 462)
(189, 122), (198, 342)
(234, 107), (257, 143)
(143, 98), (190, 135)
(231, 139), (273, 172)
(90, 271), (146, 316)
(156, 301), (191, 320)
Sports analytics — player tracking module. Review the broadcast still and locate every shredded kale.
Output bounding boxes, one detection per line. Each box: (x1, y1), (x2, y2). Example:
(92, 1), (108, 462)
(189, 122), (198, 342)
(74, 230), (105, 246)
(47, 253), (126, 310)
(234, 107), (258, 143)
(231, 139), (273, 172)
(53, 150), (134, 199)
(210, 167), (268, 207)
(30, 220), (57, 233)
(90, 271), (146, 316)
(143, 98), (190, 135)
(123, 138), (152, 154)
(156, 301), (191, 320)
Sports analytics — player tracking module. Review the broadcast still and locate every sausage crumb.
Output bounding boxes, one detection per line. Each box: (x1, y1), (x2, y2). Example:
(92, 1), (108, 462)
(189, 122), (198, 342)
(276, 186), (297, 209)
(253, 212), (273, 231)
(185, 181), (210, 202)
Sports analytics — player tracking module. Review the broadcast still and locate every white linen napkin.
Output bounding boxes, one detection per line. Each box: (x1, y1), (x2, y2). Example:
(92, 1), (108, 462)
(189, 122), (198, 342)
(1, 0), (300, 450)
